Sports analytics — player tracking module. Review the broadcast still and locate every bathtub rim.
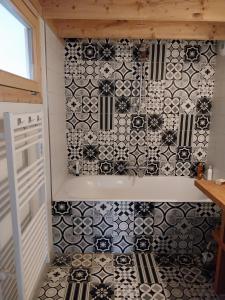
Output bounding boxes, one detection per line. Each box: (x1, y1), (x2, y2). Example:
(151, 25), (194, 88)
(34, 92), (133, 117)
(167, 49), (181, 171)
(53, 175), (211, 203)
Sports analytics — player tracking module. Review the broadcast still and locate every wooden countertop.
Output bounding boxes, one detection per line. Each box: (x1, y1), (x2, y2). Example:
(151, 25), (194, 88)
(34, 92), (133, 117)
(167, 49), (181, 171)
(195, 179), (225, 295)
(195, 179), (225, 210)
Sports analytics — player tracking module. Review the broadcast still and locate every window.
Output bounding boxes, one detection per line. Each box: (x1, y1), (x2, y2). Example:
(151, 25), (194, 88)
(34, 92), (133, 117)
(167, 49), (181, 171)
(0, 2), (33, 79)
(0, 0), (41, 100)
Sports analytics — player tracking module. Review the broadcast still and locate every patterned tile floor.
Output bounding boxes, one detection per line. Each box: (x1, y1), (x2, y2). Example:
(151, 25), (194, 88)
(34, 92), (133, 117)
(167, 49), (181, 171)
(36, 253), (219, 300)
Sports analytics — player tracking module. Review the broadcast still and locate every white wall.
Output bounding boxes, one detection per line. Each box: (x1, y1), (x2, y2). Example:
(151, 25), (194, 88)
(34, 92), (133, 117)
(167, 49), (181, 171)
(45, 25), (67, 196)
(208, 52), (225, 178)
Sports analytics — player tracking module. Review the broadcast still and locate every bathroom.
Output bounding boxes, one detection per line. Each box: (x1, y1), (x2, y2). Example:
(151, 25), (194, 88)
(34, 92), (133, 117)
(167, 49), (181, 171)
(1, 1), (225, 299)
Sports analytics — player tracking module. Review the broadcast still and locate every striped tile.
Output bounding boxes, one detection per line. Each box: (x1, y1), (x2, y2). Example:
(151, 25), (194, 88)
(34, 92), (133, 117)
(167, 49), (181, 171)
(65, 283), (90, 300)
(178, 114), (194, 146)
(149, 41), (166, 81)
(99, 96), (114, 130)
(134, 253), (161, 284)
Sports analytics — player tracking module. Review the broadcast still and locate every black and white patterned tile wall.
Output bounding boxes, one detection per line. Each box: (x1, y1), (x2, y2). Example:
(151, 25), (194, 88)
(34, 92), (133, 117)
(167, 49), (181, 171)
(65, 39), (217, 176)
(52, 201), (221, 256)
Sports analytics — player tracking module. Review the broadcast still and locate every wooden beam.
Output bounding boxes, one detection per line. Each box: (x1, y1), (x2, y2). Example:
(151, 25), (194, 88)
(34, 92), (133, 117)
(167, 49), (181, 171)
(21, 0), (60, 37)
(53, 19), (225, 40)
(0, 71), (40, 93)
(0, 86), (42, 104)
(22, 0), (43, 17)
(28, 0), (42, 14)
(40, 0), (225, 22)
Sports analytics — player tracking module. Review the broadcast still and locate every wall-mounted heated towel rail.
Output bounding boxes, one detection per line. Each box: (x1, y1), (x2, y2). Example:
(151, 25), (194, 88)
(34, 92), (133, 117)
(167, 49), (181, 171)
(4, 112), (49, 300)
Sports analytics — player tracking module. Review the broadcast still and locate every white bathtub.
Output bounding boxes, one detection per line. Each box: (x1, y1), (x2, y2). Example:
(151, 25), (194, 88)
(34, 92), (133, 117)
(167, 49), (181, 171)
(54, 175), (210, 202)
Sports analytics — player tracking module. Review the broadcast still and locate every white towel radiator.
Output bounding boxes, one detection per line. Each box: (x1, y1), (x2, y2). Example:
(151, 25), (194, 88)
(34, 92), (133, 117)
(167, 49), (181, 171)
(4, 111), (49, 300)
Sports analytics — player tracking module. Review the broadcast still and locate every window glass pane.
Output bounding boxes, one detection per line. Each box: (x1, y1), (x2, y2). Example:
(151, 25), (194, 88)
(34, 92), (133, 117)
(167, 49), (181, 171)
(0, 3), (33, 79)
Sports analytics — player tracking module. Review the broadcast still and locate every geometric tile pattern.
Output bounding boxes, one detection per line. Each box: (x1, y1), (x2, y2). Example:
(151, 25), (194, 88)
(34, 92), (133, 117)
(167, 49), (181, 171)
(114, 266), (137, 284)
(114, 283), (140, 299)
(71, 253), (92, 268)
(65, 39), (217, 176)
(134, 217), (154, 235)
(139, 283), (166, 300)
(37, 252), (218, 300)
(64, 282), (89, 300)
(52, 201), (221, 257)
(37, 280), (67, 300)
(68, 267), (90, 283)
(114, 254), (134, 267)
(134, 252), (162, 283)
(73, 216), (93, 235)
(91, 265), (114, 284)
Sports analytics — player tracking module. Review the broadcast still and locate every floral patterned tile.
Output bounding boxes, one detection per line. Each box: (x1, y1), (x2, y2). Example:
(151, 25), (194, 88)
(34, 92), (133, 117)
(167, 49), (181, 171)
(71, 253), (93, 268)
(52, 254), (72, 267)
(90, 283), (114, 300)
(46, 267), (69, 283)
(68, 267), (90, 283)
(114, 254), (134, 267)
(92, 253), (113, 268)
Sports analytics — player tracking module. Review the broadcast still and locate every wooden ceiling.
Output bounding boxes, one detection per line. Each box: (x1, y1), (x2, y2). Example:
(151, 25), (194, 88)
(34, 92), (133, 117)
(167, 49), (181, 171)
(37, 0), (225, 39)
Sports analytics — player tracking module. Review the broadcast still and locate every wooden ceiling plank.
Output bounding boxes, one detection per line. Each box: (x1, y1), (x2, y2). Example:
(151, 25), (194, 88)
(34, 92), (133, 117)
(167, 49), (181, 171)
(40, 0), (225, 22)
(53, 19), (225, 40)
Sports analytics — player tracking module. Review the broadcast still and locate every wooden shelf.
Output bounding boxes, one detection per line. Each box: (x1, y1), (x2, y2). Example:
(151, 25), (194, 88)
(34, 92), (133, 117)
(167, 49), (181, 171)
(213, 227), (221, 243)
(195, 179), (225, 210)
(212, 228), (225, 251)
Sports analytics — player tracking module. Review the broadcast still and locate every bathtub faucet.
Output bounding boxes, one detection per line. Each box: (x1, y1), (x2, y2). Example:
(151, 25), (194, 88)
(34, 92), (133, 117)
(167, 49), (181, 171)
(127, 166), (146, 178)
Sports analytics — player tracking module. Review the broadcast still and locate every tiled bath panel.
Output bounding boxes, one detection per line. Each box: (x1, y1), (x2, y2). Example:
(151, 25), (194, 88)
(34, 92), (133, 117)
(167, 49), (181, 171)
(47, 201), (221, 299)
(64, 39), (217, 176)
(52, 201), (221, 256)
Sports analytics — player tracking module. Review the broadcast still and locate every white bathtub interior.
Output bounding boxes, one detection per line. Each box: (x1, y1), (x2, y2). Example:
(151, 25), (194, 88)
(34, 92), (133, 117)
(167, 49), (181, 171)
(54, 175), (210, 202)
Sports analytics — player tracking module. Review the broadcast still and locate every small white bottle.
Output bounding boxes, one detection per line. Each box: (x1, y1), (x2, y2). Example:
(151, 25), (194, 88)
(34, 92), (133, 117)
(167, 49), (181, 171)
(207, 165), (213, 180)
(75, 161), (80, 176)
